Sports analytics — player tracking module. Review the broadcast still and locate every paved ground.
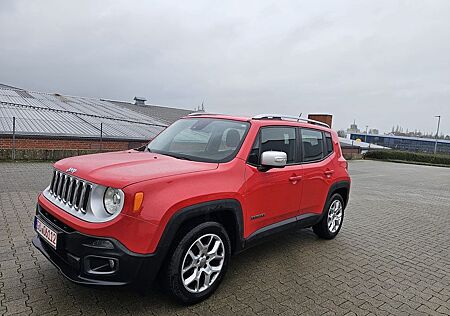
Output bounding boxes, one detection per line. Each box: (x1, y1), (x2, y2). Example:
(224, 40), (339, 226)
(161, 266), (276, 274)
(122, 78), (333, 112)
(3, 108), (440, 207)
(0, 160), (449, 315)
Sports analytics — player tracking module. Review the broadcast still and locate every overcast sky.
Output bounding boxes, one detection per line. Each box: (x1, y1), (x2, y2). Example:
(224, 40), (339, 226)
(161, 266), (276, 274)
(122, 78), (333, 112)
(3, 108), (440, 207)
(1, 0), (449, 135)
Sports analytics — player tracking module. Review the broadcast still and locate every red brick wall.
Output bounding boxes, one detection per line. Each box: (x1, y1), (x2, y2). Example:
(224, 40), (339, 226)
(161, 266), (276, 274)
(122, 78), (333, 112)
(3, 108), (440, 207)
(0, 137), (147, 150)
(308, 114), (333, 128)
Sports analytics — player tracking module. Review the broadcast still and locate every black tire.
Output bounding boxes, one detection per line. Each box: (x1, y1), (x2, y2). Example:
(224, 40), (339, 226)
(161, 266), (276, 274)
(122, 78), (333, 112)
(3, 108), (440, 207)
(313, 193), (345, 239)
(162, 222), (231, 305)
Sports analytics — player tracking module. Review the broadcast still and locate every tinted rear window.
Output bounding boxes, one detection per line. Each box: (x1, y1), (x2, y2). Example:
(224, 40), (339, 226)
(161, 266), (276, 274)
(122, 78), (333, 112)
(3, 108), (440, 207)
(301, 129), (324, 162)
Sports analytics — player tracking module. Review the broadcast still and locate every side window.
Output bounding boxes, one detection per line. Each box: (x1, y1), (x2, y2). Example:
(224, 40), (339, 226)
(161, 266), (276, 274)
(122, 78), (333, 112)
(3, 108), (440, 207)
(301, 129), (324, 162)
(260, 127), (297, 164)
(325, 132), (334, 156)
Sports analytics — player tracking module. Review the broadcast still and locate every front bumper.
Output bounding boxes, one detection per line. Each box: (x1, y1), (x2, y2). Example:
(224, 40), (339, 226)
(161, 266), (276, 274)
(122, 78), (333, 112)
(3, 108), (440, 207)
(32, 204), (161, 286)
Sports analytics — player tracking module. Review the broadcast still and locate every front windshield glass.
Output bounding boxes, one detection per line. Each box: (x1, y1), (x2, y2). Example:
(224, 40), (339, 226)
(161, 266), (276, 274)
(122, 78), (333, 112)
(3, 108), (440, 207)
(148, 118), (250, 162)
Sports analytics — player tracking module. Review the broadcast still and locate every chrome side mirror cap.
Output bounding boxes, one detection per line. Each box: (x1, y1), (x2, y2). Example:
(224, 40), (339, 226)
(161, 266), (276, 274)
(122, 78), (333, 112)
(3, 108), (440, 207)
(260, 151), (287, 170)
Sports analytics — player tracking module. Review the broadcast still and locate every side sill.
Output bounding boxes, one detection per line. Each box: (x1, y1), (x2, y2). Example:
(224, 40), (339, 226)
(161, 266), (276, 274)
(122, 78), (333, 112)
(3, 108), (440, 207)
(242, 213), (320, 250)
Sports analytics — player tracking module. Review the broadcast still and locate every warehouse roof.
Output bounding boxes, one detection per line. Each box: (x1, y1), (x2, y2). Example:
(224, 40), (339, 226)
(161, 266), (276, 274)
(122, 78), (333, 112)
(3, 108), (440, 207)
(0, 85), (169, 140)
(0, 83), (23, 90)
(108, 100), (195, 125)
(350, 132), (450, 144)
(339, 137), (389, 149)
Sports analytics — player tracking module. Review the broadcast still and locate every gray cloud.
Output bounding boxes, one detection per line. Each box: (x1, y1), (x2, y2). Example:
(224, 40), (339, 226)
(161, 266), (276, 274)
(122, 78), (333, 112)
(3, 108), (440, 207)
(1, 0), (449, 134)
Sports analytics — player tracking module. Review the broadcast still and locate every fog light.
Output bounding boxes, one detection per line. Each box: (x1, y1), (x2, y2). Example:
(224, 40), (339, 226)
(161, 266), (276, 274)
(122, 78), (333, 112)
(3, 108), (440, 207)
(85, 256), (118, 275)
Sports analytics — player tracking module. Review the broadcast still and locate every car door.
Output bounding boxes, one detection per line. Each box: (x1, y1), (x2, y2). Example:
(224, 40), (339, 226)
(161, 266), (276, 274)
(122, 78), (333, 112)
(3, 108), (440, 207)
(299, 128), (336, 215)
(244, 126), (303, 235)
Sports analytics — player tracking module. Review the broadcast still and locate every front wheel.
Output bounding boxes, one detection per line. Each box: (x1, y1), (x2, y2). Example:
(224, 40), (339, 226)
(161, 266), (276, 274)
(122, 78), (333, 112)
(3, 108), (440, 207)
(162, 222), (231, 304)
(313, 193), (345, 239)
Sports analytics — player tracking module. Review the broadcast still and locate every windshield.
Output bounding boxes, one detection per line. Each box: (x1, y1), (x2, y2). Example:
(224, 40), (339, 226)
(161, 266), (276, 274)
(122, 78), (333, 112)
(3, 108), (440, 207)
(148, 118), (250, 162)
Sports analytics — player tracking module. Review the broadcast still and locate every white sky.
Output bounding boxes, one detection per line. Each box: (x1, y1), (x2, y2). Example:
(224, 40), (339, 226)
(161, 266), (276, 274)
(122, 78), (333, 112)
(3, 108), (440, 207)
(1, 0), (449, 135)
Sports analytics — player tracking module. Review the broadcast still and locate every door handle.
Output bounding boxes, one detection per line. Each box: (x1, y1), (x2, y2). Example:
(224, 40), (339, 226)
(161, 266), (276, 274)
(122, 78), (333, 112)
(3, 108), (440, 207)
(289, 175), (303, 182)
(324, 170), (334, 177)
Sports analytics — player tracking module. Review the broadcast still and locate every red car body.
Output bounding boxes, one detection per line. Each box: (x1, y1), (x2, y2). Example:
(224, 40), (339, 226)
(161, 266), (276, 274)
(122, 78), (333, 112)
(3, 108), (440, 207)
(33, 114), (350, 287)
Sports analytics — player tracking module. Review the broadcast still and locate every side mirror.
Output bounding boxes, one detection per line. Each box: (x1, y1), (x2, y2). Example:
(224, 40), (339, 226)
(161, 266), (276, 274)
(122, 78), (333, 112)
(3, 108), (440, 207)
(259, 151), (287, 171)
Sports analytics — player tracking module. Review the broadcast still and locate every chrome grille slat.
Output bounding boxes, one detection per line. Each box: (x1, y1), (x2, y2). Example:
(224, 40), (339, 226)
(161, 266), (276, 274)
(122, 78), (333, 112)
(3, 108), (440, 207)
(70, 180), (79, 206)
(52, 172), (60, 194)
(72, 180), (81, 209)
(49, 171), (56, 193)
(57, 173), (64, 199)
(79, 183), (87, 213)
(67, 179), (74, 205)
(83, 185), (92, 211)
(46, 170), (92, 214)
(61, 175), (69, 202)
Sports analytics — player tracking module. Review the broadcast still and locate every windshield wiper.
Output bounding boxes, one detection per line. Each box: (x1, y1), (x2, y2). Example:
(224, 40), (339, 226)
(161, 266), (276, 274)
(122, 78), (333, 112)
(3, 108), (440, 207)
(151, 151), (194, 161)
(166, 153), (194, 161)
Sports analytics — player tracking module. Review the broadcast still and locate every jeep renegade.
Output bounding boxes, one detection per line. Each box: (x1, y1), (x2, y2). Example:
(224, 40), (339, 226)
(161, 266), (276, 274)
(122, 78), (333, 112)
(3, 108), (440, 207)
(33, 113), (351, 304)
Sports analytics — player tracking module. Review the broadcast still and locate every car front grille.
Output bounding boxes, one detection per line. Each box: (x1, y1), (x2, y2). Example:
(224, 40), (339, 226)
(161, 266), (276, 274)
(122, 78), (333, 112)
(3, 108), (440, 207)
(49, 170), (92, 213)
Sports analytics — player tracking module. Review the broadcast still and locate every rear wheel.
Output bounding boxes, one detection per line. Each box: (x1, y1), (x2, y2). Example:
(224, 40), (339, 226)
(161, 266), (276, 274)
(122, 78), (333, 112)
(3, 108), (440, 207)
(313, 193), (344, 239)
(162, 222), (231, 304)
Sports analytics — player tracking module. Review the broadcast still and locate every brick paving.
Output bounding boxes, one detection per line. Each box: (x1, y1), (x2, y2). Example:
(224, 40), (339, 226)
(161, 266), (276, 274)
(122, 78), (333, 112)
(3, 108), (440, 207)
(0, 160), (449, 315)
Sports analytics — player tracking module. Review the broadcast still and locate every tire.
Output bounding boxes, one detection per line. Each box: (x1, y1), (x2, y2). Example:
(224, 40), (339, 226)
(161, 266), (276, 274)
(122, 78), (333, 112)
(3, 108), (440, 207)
(162, 222), (231, 305)
(313, 193), (345, 239)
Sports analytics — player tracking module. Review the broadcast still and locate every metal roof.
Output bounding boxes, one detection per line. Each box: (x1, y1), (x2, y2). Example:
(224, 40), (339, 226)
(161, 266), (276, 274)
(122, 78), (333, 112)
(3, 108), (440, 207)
(0, 83), (23, 90)
(339, 137), (389, 149)
(350, 133), (450, 144)
(108, 100), (195, 125)
(0, 85), (167, 140)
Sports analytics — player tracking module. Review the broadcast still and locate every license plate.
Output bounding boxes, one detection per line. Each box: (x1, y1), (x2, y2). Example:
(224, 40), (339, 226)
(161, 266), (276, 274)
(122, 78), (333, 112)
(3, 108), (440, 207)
(35, 217), (58, 249)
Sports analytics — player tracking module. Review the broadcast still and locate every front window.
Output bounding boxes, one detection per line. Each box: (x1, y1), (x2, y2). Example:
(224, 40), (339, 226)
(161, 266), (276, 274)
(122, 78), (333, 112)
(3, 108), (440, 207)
(148, 118), (250, 162)
(247, 126), (298, 165)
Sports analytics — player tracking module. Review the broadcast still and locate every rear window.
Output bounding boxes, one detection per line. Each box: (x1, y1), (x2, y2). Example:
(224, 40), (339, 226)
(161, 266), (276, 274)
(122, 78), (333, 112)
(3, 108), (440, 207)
(325, 132), (334, 156)
(301, 129), (324, 162)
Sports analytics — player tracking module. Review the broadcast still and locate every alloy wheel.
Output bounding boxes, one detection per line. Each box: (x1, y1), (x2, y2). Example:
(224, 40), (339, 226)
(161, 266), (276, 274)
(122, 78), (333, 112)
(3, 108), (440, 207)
(181, 233), (225, 293)
(327, 200), (343, 233)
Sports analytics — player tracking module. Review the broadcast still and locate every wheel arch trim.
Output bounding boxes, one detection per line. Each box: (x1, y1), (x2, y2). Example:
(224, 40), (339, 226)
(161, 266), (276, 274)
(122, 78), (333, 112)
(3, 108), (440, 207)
(156, 199), (244, 256)
(331, 180), (350, 202)
(323, 180), (351, 216)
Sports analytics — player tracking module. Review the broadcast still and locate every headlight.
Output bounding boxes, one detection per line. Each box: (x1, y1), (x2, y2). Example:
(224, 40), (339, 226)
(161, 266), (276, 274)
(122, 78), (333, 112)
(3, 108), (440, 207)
(103, 187), (124, 215)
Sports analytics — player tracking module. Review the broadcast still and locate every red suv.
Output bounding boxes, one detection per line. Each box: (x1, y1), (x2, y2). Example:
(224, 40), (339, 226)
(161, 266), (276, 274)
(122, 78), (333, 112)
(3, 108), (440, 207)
(33, 113), (350, 304)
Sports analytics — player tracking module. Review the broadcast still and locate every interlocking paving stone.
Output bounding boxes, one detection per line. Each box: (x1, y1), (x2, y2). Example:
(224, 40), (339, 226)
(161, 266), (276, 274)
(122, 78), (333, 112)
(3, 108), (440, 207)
(0, 160), (449, 315)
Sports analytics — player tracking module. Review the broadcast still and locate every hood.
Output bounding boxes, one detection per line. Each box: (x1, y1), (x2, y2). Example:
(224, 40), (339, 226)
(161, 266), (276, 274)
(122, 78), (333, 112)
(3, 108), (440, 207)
(54, 150), (219, 188)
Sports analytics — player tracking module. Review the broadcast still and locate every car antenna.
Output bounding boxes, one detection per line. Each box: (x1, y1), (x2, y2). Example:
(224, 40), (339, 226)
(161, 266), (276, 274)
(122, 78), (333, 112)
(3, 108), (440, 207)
(297, 113), (302, 122)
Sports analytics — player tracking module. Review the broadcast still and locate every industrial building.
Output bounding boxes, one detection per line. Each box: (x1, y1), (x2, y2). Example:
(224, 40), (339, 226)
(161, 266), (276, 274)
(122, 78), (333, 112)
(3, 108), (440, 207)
(350, 133), (450, 154)
(1, 83), (393, 160)
(0, 84), (194, 155)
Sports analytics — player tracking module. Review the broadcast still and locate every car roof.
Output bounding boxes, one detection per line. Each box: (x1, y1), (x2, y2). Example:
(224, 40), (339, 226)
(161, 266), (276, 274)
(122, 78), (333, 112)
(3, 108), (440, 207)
(182, 113), (332, 132)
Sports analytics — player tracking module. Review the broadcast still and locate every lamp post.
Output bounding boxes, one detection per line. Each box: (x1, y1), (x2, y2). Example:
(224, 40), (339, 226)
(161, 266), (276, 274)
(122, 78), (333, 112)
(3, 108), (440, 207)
(365, 125), (369, 143)
(434, 115), (441, 154)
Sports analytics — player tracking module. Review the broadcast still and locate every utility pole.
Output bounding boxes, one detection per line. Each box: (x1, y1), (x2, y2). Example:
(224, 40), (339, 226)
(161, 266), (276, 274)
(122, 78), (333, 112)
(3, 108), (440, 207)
(100, 123), (103, 151)
(365, 125), (369, 143)
(12, 117), (16, 160)
(434, 115), (441, 154)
